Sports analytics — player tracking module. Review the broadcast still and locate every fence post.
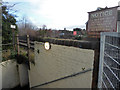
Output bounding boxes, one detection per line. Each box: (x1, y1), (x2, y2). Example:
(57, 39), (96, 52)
(98, 33), (105, 88)
(27, 35), (30, 69)
(27, 35), (30, 59)
(16, 34), (19, 55)
(12, 28), (15, 51)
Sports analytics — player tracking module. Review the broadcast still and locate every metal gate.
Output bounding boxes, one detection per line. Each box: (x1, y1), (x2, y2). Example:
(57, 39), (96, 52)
(98, 32), (120, 89)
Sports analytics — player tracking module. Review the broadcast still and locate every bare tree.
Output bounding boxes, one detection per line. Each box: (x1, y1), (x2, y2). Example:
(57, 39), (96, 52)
(18, 16), (37, 36)
(42, 24), (47, 30)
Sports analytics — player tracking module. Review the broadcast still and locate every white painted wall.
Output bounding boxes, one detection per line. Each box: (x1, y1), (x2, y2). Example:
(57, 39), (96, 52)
(29, 42), (94, 88)
(1, 60), (29, 88)
(18, 64), (29, 87)
(2, 60), (20, 88)
(0, 63), (2, 90)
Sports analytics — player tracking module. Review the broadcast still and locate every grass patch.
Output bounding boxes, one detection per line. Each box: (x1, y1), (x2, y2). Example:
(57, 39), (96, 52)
(19, 47), (34, 62)
(2, 47), (34, 64)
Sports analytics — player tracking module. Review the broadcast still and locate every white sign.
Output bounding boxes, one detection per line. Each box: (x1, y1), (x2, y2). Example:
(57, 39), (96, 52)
(91, 10), (113, 18)
(10, 25), (16, 29)
(44, 42), (51, 50)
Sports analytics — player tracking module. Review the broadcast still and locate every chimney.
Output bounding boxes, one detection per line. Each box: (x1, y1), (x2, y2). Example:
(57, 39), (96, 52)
(64, 28), (66, 30)
(118, 1), (120, 6)
(118, 1), (120, 10)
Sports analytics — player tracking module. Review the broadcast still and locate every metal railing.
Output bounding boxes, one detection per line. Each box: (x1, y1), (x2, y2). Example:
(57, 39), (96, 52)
(98, 32), (120, 89)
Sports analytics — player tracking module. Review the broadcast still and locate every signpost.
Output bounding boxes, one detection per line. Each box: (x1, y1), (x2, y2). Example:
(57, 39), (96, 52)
(10, 25), (16, 51)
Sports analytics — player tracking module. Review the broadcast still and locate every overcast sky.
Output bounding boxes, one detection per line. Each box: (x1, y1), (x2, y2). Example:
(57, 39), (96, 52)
(3, 0), (120, 30)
